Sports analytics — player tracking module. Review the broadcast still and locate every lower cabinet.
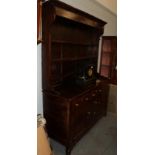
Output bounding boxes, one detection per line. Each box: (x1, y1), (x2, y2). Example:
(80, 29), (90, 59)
(43, 81), (109, 155)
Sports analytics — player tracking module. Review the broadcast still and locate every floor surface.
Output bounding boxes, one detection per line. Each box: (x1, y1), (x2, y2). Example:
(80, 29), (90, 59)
(50, 113), (117, 155)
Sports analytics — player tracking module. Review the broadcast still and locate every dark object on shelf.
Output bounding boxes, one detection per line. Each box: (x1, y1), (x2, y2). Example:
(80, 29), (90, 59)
(75, 64), (97, 87)
(42, 1), (108, 155)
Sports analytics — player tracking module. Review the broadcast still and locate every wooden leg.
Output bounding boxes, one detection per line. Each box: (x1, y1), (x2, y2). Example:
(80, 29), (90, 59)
(66, 147), (71, 155)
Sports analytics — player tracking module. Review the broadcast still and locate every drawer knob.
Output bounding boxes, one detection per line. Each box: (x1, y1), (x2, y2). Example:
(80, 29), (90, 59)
(99, 89), (102, 92)
(87, 112), (91, 115)
(75, 103), (79, 107)
(92, 93), (96, 97)
(85, 97), (89, 101)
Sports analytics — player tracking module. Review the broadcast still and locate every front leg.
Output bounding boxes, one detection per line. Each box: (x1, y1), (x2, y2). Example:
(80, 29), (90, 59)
(66, 147), (71, 155)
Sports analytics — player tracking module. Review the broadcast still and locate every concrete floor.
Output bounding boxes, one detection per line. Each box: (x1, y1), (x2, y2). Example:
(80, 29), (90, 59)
(50, 113), (117, 155)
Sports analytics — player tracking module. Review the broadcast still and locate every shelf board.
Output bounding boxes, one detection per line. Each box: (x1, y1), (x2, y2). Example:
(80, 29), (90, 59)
(62, 72), (74, 78)
(52, 56), (97, 62)
(51, 40), (98, 46)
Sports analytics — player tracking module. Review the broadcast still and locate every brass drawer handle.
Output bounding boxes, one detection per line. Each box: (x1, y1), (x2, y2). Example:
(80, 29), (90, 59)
(92, 93), (96, 97)
(75, 103), (79, 107)
(85, 97), (89, 101)
(87, 112), (91, 115)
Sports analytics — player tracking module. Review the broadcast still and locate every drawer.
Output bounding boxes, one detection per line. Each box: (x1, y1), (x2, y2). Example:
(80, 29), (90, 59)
(70, 84), (109, 136)
(70, 94), (92, 133)
(71, 95), (90, 120)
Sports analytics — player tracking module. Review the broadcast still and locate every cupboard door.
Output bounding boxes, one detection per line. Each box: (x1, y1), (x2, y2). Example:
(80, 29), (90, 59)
(43, 94), (68, 139)
(100, 36), (117, 84)
(100, 83), (109, 115)
(37, 0), (42, 44)
(90, 87), (105, 119)
(70, 94), (92, 138)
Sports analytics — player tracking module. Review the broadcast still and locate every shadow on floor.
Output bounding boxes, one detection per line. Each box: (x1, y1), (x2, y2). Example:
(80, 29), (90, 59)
(50, 114), (117, 155)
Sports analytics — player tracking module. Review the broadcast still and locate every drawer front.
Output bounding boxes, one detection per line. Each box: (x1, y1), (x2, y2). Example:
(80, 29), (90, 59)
(70, 93), (92, 135)
(70, 83), (109, 138)
(89, 86), (108, 118)
(71, 94), (91, 123)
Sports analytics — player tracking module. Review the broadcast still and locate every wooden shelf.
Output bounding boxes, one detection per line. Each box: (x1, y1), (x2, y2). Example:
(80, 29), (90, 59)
(51, 40), (98, 46)
(62, 72), (74, 78)
(52, 56), (97, 62)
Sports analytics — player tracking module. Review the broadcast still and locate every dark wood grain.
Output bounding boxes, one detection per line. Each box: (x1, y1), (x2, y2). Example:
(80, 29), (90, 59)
(100, 36), (117, 85)
(37, 0), (42, 44)
(42, 1), (108, 155)
(49, 0), (106, 29)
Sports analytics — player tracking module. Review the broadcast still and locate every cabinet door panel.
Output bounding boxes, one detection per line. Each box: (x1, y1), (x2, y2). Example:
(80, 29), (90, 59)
(100, 36), (117, 84)
(70, 94), (92, 136)
(51, 43), (61, 59)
